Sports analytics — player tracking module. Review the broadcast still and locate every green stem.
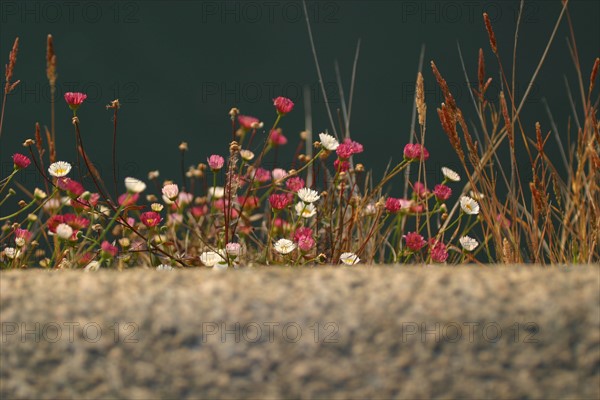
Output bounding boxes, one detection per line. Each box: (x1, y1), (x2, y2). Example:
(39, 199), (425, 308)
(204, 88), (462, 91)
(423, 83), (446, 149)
(0, 199), (37, 221)
(264, 209), (278, 263)
(0, 170), (17, 196)
(87, 202), (127, 252)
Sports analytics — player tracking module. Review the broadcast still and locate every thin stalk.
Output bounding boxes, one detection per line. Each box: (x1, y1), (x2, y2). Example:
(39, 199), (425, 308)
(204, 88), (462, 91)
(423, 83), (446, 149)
(302, 0), (338, 138)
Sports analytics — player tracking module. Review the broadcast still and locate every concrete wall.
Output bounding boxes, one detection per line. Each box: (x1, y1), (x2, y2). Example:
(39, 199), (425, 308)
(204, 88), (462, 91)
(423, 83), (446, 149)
(1, 266), (598, 399)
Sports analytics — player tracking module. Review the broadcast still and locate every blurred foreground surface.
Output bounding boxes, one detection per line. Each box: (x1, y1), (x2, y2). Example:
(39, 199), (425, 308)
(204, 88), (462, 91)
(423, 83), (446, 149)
(1, 266), (599, 399)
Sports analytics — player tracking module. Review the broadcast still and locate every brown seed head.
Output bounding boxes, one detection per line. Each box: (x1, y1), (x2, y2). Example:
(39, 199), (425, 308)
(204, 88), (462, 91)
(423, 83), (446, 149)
(483, 13), (498, 54)
(588, 57), (600, 99)
(46, 35), (57, 87)
(416, 72), (426, 126)
(4, 37), (19, 95)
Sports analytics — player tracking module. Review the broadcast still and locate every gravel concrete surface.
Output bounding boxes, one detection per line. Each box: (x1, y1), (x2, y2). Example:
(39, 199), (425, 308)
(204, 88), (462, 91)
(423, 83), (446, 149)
(1, 266), (599, 399)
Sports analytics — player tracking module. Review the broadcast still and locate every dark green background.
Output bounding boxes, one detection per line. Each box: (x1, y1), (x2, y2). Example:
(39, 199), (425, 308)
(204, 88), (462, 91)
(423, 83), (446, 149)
(1, 0), (599, 199)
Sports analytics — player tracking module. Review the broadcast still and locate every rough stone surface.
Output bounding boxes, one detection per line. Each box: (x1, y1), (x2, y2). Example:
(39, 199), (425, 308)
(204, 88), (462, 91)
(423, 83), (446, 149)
(0, 266), (598, 399)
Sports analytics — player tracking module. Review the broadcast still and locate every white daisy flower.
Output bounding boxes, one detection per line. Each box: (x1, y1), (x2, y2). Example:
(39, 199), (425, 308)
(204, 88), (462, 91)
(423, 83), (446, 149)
(56, 223), (73, 240)
(212, 262), (229, 271)
(240, 149), (255, 161)
(199, 251), (225, 267)
(48, 161), (72, 177)
(15, 238), (25, 248)
(441, 167), (461, 182)
(319, 132), (339, 151)
(208, 186), (225, 199)
(3, 247), (18, 259)
(340, 252), (360, 265)
(459, 236), (479, 251)
(124, 177), (146, 193)
(460, 196), (480, 215)
(297, 187), (320, 203)
(156, 264), (174, 271)
(295, 201), (317, 218)
(84, 261), (100, 272)
(43, 198), (60, 211)
(162, 183), (179, 201)
(274, 238), (296, 254)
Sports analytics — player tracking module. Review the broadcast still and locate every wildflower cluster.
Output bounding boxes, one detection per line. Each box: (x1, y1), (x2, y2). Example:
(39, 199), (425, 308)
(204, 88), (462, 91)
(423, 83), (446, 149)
(2, 24), (598, 268)
(1, 86), (485, 270)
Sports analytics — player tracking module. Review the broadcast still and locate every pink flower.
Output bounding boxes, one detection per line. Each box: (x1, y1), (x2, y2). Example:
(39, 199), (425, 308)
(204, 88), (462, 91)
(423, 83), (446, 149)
(293, 227), (313, 242)
(237, 195), (259, 210)
(403, 143), (429, 161)
(140, 211), (162, 228)
(178, 192), (193, 205)
(47, 215), (65, 233)
(238, 115), (261, 130)
(207, 155), (225, 171)
(64, 92), (87, 111)
(272, 168), (288, 181)
(118, 193), (139, 206)
(429, 240), (449, 263)
(101, 241), (118, 258)
(76, 252), (95, 268)
(404, 232), (426, 251)
(61, 214), (90, 231)
(413, 182), (428, 198)
(496, 214), (511, 229)
(297, 235), (315, 252)
(336, 138), (364, 159)
(12, 153), (30, 169)
(191, 205), (208, 218)
(385, 197), (401, 213)
(269, 129), (288, 146)
(410, 203), (425, 213)
(273, 96), (294, 115)
(213, 199), (239, 219)
(269, 193), (291, 210)
(334, 159), (350, 172)
(433, 184), (452, 201)
(57, 178), (84, 197)
(226, 242), (243, 256)
(168, 213), (184, 225)
(336, 144), (354, 159)
(73, 193), (100, 211)
(14, 228), (32, 243)
(252, 167), (271, 183)
(399, 199), (413, 211)
(273, 218), (284, 229)
(48, 214), (85, 235)
(286, 177), (305, 192)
